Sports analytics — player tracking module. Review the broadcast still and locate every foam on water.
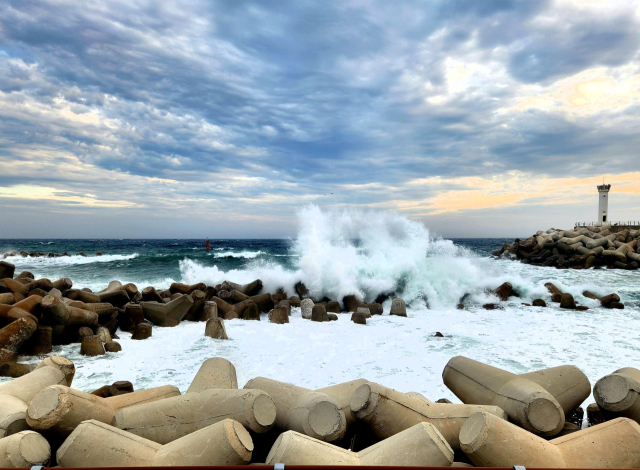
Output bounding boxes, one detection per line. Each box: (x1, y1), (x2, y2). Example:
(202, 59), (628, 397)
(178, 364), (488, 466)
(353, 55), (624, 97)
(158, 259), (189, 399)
(3, 253), (138, 266)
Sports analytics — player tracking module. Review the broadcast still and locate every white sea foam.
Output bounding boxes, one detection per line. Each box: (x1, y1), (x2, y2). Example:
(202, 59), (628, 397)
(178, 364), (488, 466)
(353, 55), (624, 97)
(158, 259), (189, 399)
(13, 301), (638, 409)
(212, 250), (265, 259)
(181, 205), (510, 308)
(3, 253), (138, 266)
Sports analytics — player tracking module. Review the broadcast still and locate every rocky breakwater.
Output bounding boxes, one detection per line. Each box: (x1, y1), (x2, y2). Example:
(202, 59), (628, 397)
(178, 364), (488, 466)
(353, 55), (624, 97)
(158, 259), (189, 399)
(0, 354), (639, 467)
(493, 226), (640, 270)
(0, 260), (409, 374)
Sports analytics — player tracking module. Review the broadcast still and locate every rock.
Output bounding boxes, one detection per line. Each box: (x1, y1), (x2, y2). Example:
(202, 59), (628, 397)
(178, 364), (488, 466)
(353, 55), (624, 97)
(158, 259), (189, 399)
(327, 313), (338, 321)
(131, 323), (152, 340)
(351, 312), (366, 325)
(434, 332), (444, 337)
(493, 282), (513, 301)
(104, 341), (122, 352)
(311, 305), (329, 322)
(560, 293), (576, 309)
(300, 299), (314, 319)
(205, 318), (228, 339)
(80, 335), (106, 356)
(532, 299), (547, 307)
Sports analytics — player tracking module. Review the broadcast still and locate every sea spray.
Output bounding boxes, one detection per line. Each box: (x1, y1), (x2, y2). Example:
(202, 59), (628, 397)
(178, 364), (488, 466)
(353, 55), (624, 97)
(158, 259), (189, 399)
(181, 205), (509, 308)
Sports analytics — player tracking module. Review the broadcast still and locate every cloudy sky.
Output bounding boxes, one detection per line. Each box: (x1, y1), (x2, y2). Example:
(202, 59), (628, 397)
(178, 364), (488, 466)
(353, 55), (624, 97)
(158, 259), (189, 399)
(1, 0), (639, 238)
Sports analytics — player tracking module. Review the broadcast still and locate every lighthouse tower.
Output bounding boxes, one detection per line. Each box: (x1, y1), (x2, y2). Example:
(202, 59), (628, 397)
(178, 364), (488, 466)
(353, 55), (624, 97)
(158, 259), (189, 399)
(597, 183), (611, 224)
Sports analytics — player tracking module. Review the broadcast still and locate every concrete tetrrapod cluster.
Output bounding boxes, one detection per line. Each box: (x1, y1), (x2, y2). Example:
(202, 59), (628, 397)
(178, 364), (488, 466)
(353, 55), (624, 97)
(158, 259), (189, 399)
(0, 353), (639, 467)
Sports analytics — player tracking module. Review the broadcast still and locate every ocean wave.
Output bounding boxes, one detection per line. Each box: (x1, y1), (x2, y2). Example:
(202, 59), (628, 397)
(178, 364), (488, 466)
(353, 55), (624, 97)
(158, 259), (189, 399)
(3, 253), (139, 266)
(213, 251), (265, 259)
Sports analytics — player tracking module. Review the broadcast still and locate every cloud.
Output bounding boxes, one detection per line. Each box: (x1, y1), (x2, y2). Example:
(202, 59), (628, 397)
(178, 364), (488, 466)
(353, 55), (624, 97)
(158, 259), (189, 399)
(0, 0), (639, 237)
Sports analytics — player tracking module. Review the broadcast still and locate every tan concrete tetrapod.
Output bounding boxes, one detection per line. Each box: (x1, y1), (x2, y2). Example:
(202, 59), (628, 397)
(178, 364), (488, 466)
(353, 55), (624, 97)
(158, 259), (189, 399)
(34, 355), (75, 386)
(0, 431), (51, 467)
(57, 418), (253, 467)
(460, 411), (640, 468)
(0, 361), (70, 437)
(186, 357), (238, 393)
(317, 379), (369, 428)
(113, 388), (276, 444)
(140, 294), (194, 327)
(266, 422), (454, 466)
(26, 384), (180, 437)
(350, 381), (507, 450)
(443, 356), (590, 436)
(244, 377), (346, 442)
(594, 367), (640, 422)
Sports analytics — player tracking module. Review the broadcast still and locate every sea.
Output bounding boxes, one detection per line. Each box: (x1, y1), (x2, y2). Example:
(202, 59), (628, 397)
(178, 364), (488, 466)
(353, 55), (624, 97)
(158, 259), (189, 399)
(1, 207), (638, 406)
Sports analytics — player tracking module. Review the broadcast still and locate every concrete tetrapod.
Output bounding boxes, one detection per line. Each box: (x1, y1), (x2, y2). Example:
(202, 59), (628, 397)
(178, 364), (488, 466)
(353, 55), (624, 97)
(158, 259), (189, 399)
(113, 388), (276, 444)
(0, 357), (72, 437)
(186, 357), (238, 393)
(460, 411), (640, 468)
(244, 377), (346, 442)
(140, 294), (194, 327)
(0, 430), (51, 467)
(57, 418), (253, 467)
(316, 379), (369, 428)
(442, 356), (590, 437)
(266, 422), (454, 466)
(594, 367), (640, 423)
(26, 384), (181, 438)
(349, 381), (507, 450)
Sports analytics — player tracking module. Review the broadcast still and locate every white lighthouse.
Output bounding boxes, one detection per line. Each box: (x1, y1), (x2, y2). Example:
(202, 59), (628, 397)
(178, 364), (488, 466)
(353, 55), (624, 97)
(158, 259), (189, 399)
(597, 183), (611, 224)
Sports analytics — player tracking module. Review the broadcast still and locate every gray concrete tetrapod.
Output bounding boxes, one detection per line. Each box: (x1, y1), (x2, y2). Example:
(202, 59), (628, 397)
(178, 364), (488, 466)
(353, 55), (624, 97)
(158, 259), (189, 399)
(140, 294), (194, 327)
(57, 418), (253, 467)
(350, 381), (507, 450)
(186, 357), (238, 393)
(0, 431), (51, 467)
(443, 356), (590, 436)
(26, 384), (181, 438)
(460, 411), (640, 468)
(244, 377), (346, 442)
(113, 388), (276, 444)
(0, 357), (72, 437)
(300, 298), (314, 319)
(594, 367), (640, 423)
(266, 422), (454, 466)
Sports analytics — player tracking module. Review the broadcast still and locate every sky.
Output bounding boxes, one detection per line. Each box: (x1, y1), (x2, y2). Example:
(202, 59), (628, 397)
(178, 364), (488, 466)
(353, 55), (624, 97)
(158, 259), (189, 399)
(1, 0), (639, 239)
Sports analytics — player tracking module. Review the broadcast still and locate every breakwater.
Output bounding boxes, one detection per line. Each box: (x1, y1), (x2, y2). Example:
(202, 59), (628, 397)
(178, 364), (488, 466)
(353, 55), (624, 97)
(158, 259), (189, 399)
(494, 226), (640, 270)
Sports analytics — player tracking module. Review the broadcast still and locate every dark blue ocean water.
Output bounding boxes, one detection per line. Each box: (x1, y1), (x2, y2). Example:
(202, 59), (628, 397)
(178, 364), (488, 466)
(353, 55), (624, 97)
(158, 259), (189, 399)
(0, 238), (510, 290)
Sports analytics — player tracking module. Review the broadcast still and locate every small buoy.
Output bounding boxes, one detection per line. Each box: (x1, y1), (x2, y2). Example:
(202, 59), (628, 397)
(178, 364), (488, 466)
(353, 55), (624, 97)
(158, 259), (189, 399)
(205, 237), (211, 251)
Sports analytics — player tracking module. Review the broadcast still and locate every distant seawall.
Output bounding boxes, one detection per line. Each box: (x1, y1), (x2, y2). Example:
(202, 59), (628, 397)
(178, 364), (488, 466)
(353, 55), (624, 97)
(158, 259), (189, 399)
(494, 225), (639, 270)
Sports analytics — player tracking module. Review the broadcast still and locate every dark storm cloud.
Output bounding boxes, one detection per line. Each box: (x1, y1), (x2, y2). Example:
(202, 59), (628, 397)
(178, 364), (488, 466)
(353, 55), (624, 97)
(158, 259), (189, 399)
(0, 0), (640, 235)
